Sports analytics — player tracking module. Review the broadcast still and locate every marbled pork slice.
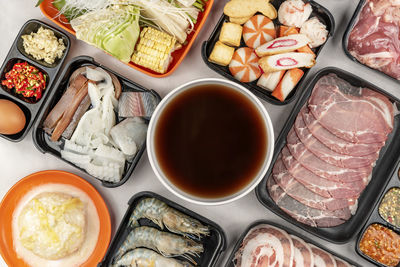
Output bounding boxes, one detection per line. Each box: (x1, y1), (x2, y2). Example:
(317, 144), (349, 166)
(267, 177), (350, 228)
(309, 244), (337, 267)
(286, 128), (372, 183)
(234, 224), (294, 267)
(302, 107), (384, 156)
(272, 158), (355, 211)
(281, 146), (366, 199)
(294, 108), (379, 168)
(290, 235), (314, 267)
(308, 74), (393, 143)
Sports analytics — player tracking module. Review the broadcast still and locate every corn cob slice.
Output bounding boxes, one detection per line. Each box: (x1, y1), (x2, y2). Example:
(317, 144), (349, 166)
(131, 27), (177, 74)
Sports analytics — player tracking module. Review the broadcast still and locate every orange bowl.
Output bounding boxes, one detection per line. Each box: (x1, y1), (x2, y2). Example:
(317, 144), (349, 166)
(39, 0), (214, 77)
(0, 170), (111, 267)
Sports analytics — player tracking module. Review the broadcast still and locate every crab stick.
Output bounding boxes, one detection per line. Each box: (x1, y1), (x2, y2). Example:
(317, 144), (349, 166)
(255, 34), (310, 56)
(297, 45), (315, 56)
(272, 68), (304, 101)
(257, 71), (285, 92)
(229, 47), (261, 82)
(259, 52), (315, 72)
(243, 15), (276, 48)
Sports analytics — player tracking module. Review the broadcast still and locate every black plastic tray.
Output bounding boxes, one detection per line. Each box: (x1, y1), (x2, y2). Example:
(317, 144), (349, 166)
(255, 67), (400, 243)
(99, 191), (226, 267)
(201, 0), (335, 105)
(0, 19), (70, 142)
(342, 0), (400, 84)
(32, 56), (161, 188)
(355, 159), (400, 267)
(224, 220), (361, 267)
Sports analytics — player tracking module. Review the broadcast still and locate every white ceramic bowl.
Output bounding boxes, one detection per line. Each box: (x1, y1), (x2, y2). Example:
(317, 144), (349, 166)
(147, 78), (274, 205)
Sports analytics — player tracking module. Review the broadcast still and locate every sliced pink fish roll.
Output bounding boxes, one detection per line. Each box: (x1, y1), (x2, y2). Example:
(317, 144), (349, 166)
(257, 70), (285, 91)
(229, 47), (261, 83)
(243, 14), (276, 48)
(256, 34), (310, 56)
(259, 52), (315, 72)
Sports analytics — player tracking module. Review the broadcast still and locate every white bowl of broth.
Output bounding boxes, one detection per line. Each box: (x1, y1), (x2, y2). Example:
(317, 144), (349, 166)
(147, 78), (274, 205)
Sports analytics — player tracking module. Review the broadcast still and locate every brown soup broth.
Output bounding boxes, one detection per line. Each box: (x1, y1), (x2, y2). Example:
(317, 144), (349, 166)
(154, 84), (268, 198)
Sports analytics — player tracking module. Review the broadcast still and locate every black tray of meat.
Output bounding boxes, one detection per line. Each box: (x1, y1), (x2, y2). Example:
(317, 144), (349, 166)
(355, 158), (400, 267)
(224, 220), (360, 267)
(0, 19), (70, 142)
(256, 67), (400, 243)
(343, 0), (400, 83)
(99, 191), (226, 267)
(201, 0), (335, 105)
(32, 56), (161, 187)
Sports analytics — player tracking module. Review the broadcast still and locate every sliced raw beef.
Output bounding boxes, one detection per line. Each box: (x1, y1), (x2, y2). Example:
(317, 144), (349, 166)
(272, 158), (355, 211)
(267, 177), (350, 227)
(281, 146), (366, 199)
(308, 74), (393, 143)
(302, 107), (384, 156)
(334, 257), (354, 267)
(294, 109), (379, 168)
(310, 244), (337, 267)
(286, 128), (372, 183)
(234, 224), (294, 267)
(290, 235), (314, 267)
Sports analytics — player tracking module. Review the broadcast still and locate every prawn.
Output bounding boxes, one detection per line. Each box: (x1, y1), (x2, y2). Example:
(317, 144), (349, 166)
(113, 248), (193, 267)
(129, 198), (209, 238)
(114, 226), (203, 264)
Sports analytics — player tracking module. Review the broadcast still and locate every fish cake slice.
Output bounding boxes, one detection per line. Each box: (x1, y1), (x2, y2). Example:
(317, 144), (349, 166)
(259, 52), (315, 72)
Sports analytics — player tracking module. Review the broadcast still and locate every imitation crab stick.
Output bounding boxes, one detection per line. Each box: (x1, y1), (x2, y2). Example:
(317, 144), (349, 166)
(258, 52), (315, 72)
(279, 26), (316, 56)
(257, 71), (285, 92)
(243, 14), (276, 48)
(255, 34), (310, 56)
(272, 68), (304, 101)
(229, 47), (261, 82)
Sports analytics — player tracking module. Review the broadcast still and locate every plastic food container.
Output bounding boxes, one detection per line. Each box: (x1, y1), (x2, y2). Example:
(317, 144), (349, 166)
(0, 19), (70, 142)
(32, 56), (161, 188)
(201, 0), (335, 105)
(39, 0), (214, 78)
(224, 220), (360, 267)
(256, 67), (400, 243)
(99, 191), (226, 267)
(342, 0), (400, 84)
(355, 159), (400, 267)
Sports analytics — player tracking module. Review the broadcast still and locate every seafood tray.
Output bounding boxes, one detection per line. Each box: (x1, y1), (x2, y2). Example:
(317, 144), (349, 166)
(38, 0), (214, 78)
(355, 159), (400, 267)
(256, 67), (400, 243)
(99, 191), (226, 267)
(342, 0), (400, 84)
(32, 56), (161, 188)
(0, 19), (70, 142)
(224, 220), (361, 267)
(201, 0), (335, 105)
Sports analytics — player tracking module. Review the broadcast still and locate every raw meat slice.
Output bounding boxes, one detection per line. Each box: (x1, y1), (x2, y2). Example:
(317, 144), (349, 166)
(290, 235), (314, 267)
(310, 244), (337, 267)
(281, 146), (366, 199)
(302, 107), (384, 156)
(234, 224), (294, 267)
(243, 15), (276, 48)
(272, 158), (355, 211)
(286, 128), (372, 183)
(308, 74), (393, 143)
(229, 47), (261, 82)
(294, 108), (379, 168)
(267, 177), (350, 227)
(334, 257), (354, 267)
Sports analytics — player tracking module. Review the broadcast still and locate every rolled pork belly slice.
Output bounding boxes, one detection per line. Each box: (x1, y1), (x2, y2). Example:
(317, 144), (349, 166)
(267, 177), (350, 227)
(294, 108), (379, 168)
(234, 223), (294, 267)
(281, 146), (366, 199)
(309, 244), (337, 267)
(308, 74), (393, 144)
(290, 235), (314, 267)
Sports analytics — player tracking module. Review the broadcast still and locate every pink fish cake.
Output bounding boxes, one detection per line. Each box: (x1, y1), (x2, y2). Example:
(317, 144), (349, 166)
(229, 47), (262, 83)
(243, 14), (276, 48)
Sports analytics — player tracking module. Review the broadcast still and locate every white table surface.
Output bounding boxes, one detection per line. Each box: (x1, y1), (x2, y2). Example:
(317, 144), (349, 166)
(1, 0), (399, 266)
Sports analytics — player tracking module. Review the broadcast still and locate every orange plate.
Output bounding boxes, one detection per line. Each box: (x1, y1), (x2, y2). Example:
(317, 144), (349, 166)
(40, 0), (214, 77)
(0, 170), (111, 267)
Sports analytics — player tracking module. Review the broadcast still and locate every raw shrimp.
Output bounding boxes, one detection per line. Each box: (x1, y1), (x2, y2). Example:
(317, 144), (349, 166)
(113, 248), (193, 267)
(129, 198), (209, 238)
(114, 226), (203, 264)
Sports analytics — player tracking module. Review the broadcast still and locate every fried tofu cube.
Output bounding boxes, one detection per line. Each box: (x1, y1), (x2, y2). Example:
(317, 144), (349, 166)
(219, 22), (243, 47)
(208, 41), (235, 66)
